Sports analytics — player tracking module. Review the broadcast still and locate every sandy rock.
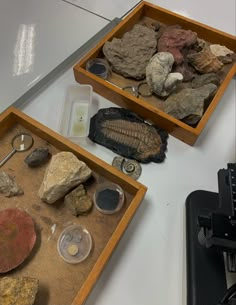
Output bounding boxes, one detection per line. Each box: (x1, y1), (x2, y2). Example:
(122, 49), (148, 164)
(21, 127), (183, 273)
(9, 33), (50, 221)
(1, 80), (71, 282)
(38, 152), (92, 204)
(103, 24), (157, 79)
(0, 171), (24, 197)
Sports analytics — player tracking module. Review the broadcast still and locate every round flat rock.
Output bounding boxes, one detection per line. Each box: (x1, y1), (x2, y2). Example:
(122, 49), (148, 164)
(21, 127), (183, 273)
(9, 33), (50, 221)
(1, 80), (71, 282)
(0, 208), (36, 273)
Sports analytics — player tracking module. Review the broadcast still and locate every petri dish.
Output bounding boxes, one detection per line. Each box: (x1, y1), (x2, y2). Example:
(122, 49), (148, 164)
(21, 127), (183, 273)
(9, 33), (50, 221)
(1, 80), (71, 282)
(86, 58), (110, 79)
(57, 224), (92, 264)
(93, 182), (125, 215)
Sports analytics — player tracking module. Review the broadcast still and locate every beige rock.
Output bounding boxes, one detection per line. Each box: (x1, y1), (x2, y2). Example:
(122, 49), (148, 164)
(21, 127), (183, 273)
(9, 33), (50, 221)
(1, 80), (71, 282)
(210, 44), (234, 57)
(0, 277), (39, 305)
(38, 152), (92, 204)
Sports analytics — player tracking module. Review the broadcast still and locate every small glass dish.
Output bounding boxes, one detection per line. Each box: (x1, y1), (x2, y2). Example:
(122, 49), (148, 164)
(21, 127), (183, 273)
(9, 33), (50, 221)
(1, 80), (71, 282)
(57, 224), (92, 264)
(86, 58), (110, 79)
(93, 182), (125, 215)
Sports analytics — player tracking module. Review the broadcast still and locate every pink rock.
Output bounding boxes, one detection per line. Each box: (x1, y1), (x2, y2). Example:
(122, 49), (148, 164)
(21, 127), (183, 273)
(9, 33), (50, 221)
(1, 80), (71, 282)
(0, 208), (36, 273)
(158, 28), (198, 64)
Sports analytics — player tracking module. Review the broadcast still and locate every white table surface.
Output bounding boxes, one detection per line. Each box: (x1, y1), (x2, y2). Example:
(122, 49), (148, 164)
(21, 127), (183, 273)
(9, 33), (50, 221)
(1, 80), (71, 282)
(0, 0), (108, 113)
(19, 0), (236, 304)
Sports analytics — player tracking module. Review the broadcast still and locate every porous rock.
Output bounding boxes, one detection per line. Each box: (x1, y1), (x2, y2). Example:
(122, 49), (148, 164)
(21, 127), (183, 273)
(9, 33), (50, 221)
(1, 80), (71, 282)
(38, 152), (92, 204)
(103, 24), (157, 79)
(0, 171), (24, 197)
(0, 277), (38, 305)
(64, 184), (93, 216)
(158, 28), (198, 64)
(191, 73), (220, 88)
(24, 147), (51, 167)
(146, 52), (183, 97)
(163, 84), (217, 124)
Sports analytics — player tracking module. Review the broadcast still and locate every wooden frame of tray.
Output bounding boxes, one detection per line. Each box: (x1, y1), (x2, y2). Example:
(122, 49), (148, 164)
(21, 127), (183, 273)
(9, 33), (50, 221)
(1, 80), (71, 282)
(0, 107), (147, 305)
(73, 1), (236, 145)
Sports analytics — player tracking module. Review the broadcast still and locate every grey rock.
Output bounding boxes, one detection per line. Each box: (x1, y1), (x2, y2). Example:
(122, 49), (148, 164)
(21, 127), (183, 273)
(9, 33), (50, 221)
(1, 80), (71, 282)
(103, 24), (157, 79)
(64, 184), (93, 216)
(146, 52), (183, 97)
(192, 73), (220, 88)
(38, 152), (92, 204)
(0, 171), (24, 197)
(163, 84), (217, 124)
(24, 147), (51, 167)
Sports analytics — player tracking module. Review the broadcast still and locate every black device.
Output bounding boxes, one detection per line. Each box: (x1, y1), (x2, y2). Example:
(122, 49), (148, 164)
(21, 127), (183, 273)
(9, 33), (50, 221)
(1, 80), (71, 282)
(186, 163), (236, 305)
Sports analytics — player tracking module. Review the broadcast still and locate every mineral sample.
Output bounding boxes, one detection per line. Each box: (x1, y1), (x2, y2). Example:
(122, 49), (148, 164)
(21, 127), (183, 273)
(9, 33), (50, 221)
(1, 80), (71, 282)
(103, 24), (157, 79)
(158, 28), (198, 64)
(187, 47), (223, 73)
(0, 276), (39, 305)
(38, 152), (92, 204)
(0, 208), (36, 273)
(163, 84), (217, 125)
(0, 171), (24, 197)
(209, 44), (234, 57)
(24, 147), (51, 167)
(146, 52), (183, 97)
(64, 184), (93, 216)
(89, 107), (168, 163)
(191, 73), (221, 88)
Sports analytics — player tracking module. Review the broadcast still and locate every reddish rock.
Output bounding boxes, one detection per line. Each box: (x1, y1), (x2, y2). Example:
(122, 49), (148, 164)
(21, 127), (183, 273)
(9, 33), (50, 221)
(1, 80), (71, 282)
(0, 208), (36, 273)
(158, 28), (198, 64)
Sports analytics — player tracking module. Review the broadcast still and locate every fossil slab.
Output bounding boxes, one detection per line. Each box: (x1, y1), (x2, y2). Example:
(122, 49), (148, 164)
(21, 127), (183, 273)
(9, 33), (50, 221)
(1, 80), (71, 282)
(0, 208), (36, 273)
(89, 108), (168, 163)
(0, 171), (24, 197)
(112, 156), (142, 180)
(158, 28), (198, 64)
(187, 47), (223, 73)
(0, 276), (39, 305)
(163, 84), (217, 125)
(191, 73), (220, 88)
(146, 52), (183, 97)
(24, 147), (51, 167)
(64, 184), (93, 216)
(103, 24), (157, 79)
(38, 152), (92, 204)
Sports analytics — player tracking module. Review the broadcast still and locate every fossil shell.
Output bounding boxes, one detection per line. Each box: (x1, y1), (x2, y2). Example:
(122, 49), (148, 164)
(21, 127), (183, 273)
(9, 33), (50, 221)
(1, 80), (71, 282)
(89, 108), (168, 163)
(187, 47), (223, 73)
(112, 156), (142, 180)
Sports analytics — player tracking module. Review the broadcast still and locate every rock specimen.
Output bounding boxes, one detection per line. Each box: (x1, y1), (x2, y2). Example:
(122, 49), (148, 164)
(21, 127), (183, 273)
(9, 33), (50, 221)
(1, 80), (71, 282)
(191, 73), (221, 88)
(24, 147), (51, 167)
(0, 276), (39, 305)
(0, 208), (36, 273)
(112, 156), (142, 180)
(103, 24), (157, 79)
(0, 171), (24, 197)
(64, 184), (93, 216)
(187, 47), (223, 73)
(158, 28), (198, 64)
(209, 44), (234, 57)
(89, 107), (168, 163)
(163, 84), (217, 125)
(146, 52), (183, 97)
(38, 152), (92, 204)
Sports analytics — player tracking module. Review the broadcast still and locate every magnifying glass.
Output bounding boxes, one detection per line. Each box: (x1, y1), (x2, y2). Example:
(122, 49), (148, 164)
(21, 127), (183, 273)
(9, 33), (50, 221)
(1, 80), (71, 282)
(0, 133), (34, 167)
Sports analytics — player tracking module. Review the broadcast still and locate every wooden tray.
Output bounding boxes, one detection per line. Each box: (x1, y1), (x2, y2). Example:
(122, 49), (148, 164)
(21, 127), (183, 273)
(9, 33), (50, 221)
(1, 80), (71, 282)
(0, 107), (147, 305)
(73, 1), (236, 145)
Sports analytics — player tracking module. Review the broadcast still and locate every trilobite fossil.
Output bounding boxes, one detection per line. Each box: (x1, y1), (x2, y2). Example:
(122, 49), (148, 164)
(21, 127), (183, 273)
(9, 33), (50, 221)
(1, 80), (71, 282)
(88, 108), (168, 163)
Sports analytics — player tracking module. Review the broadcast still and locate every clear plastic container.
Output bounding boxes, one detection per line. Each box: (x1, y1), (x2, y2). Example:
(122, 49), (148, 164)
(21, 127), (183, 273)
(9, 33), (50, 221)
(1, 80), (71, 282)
(57, 224), (92, 264)
(86, 58), (110, 79)
(60, 85), (92, 140)
(93, 182), (125, 215)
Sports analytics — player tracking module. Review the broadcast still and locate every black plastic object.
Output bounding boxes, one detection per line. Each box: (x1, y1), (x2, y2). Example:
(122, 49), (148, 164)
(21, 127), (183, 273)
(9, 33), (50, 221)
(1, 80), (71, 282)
(186, 190), (227, 305)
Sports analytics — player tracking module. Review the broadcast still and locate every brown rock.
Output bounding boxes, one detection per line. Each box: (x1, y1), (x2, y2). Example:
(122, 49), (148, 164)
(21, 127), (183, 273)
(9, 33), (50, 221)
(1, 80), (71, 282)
(103, 24), (157, 79)
(0, 277), (38, 305)
(0, 171), (24, 197)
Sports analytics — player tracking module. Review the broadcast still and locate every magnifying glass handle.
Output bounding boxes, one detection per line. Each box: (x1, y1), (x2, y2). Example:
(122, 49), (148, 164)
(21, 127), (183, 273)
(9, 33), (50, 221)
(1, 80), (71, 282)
(0, 149), (17, 167)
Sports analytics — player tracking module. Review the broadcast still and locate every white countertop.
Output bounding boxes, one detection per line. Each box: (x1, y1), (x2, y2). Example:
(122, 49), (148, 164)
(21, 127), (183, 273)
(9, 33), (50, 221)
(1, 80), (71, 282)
(5, 0), (236, 304)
